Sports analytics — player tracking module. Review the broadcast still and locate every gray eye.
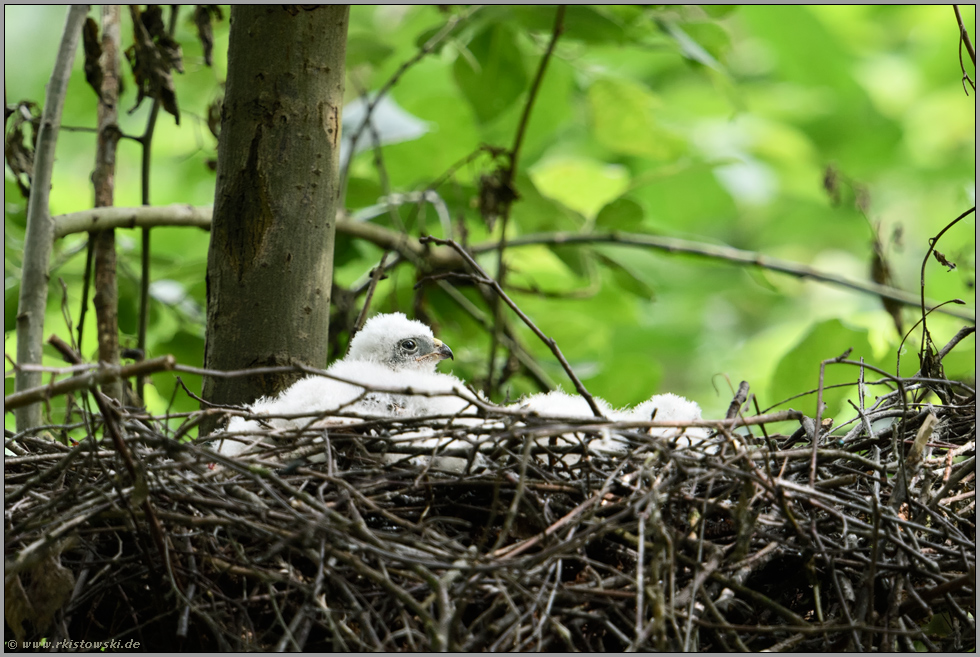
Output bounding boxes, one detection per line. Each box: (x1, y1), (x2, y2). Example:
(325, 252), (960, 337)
(400, 339), (418, 352)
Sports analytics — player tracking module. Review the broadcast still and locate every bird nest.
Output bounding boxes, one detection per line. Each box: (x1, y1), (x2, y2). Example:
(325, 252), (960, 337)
(4, 365), (975, 651)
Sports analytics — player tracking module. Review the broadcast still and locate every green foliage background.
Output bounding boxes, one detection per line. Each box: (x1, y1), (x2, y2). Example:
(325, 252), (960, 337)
(4, 5), (976, 432)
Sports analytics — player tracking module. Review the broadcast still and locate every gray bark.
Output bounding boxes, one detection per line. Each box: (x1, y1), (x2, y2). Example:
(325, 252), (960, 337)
(201, 5), (349, 427)
(15, 5), (89, 432)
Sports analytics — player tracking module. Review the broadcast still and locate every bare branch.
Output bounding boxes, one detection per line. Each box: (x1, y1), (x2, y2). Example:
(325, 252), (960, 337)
(5, 355), (177, 410)
(50, 205), (977, 324)
(14, 5), (89, 431)
(421, 235), (605, 417)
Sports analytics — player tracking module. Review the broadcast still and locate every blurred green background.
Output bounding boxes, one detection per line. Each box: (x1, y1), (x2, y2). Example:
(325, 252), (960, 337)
(4, 5), (975, 434)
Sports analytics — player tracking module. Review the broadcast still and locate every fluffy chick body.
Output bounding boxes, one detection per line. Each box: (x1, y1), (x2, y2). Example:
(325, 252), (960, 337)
(216, 313), (463, 457)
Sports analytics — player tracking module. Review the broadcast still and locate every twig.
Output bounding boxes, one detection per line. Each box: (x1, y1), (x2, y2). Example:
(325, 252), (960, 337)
(4, 356), (177, 410)
(421, 235), (604, 417)
(953, 6), (976, 93)
(486, 231), (976, 323)
(918, 206), (976, 348)
(726, 381), (750, 420)
(487, 6), (566, 396)
(811, 349), (852, 487)
(48, 205), (977, 322)
(339, 6), (483, 202)
(353, 251), (390, 334)
(953, 5), (977, 64)
(53, 204), (214, 238)
(136, 5), (181, 403)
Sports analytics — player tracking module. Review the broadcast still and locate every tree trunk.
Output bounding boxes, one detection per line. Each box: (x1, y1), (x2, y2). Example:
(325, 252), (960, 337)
(201, 5), (349, 430)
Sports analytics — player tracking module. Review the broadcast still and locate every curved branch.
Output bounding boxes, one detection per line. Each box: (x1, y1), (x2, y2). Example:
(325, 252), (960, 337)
(953, 5), (976, 65)
(50, 205), (976, 323)
(421, 235), (605, 418)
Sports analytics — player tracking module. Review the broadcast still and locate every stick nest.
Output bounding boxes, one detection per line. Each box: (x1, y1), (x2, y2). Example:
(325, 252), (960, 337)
(4, 372), (975, 651)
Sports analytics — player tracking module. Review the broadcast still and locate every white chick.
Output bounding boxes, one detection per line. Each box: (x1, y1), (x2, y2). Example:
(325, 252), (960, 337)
(508, 389), (709, 458)
(215, 312), (463, 457)
(619, 392), (710, 448)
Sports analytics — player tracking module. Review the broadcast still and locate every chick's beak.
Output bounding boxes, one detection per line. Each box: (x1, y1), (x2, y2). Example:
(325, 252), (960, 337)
(432, 338), (454, 361)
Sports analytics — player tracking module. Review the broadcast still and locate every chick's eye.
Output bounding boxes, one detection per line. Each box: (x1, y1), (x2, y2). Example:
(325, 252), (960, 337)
(400, 339), (417, 352)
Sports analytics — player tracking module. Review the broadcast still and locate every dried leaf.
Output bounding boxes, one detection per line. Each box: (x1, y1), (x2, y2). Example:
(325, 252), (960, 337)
(4, 549), (76, 641)
(933, 250), (957, 272)
(207, 95), (223, 139)
(906, 413), (937, 468)
(822, 165), (840, 206)
(125, 4), (182, 124)
(82, 17), (104, 100)
(871, 243), (903, 336)
(158, 34), (184, 74)
(194, 5), (224, 67)
(3, 102), (41, 197)
(478, 168), (518, 231)
(4, 573), (34, 643)
(29, 552), (76, 634)
(140, 4), (165, 39)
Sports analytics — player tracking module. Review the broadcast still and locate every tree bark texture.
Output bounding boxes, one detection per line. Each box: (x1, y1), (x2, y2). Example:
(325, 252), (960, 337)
(202, 5), (349, 425)
(91, 4), (123, 403)
(14, 5), (88, 432)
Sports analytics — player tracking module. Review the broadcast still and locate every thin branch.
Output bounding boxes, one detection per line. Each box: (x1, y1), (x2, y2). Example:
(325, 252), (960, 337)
(507, 6), (565, 182)
(50, 205), (977, 323)
(340, 6), (482, 203)
(953, 5), (976, 65)
(488, 5), (566, 397)
(354, 251), (390, 334)
(918, 206), (976, 346)
(14, 5), (89, 432)
(136, 5), (181, 404)
(485, 231), (976, 323)
(421, 235), (604, 417)
(4, 355), (177, 410)
(54, 204), (214, 238)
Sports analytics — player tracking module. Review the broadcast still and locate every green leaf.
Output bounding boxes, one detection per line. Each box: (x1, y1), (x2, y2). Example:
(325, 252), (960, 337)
(529, 155), (630, 219)
(587, 78), (685, 161)
(658, 20), (724, 71)
(596, 197), (644, 231)
(452, 25), (527, 124)
(509, 172), (586, 233)
(701, 5), (739, 18)
(595, 251), (656, 300)
(513, 6), (629, 45)
(549, 244), (594, 279)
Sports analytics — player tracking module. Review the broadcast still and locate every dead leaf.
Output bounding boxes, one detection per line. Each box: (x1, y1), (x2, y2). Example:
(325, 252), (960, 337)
(3, 101), (41, 197)
(4, 547), (76, 641)
(933, 250), (957, 272)
(82, 17), (104, 101)
(871, 241), (903, 337)
(125, 5), (182, 124)
(906, 412), (937, 469)
(4, 572), (35, 643)
(207, 95), (223, 139)
(194, 5), (224, 67)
